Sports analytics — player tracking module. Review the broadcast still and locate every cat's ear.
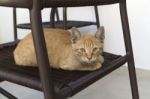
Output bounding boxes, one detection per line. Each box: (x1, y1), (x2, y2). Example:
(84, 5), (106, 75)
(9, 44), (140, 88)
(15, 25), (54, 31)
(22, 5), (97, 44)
(71, 27), (81, 43)
(95, 26), (105, 43)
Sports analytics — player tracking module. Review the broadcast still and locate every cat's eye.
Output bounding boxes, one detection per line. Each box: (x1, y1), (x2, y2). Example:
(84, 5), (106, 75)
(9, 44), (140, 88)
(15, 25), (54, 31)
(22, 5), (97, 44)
(100, 47), (103, 50)
(93, 47), (98, 52)
(79, 48), (86, 52)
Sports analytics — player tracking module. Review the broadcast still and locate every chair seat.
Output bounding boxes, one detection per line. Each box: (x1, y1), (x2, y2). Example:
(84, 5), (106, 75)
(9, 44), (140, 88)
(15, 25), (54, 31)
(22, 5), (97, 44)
(0, 0), (32, 8)
(0, 41), (127, 97)
(44, 0), (121, 7)
(17, 20), (97, 29)
(0, 0), (121, 8)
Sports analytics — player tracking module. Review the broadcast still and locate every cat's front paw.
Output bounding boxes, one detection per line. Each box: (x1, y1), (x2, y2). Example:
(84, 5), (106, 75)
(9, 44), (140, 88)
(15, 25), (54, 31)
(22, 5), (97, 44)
(91, 64), (102, 70)
(60, 65), (76, 71)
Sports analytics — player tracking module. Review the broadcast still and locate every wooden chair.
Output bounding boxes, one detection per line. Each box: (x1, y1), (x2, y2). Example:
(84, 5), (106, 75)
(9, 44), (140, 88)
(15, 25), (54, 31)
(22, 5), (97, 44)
(0, 0), (139, 99)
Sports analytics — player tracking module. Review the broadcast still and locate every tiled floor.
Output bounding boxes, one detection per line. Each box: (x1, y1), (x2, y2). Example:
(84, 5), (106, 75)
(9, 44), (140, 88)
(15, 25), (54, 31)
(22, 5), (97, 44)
(0, 66), (150, 99)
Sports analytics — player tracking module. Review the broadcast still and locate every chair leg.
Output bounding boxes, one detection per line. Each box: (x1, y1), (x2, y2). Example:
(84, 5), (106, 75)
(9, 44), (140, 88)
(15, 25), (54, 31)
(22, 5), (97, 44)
(94, 6), (100, 28)
(63, 7), (67, 29)
(55, 8), (60, 21)
(50, 7), (56, 28)
(119, 2), (139, 99)
(13, 7), (18, 41)
(29, 0), (55, 99)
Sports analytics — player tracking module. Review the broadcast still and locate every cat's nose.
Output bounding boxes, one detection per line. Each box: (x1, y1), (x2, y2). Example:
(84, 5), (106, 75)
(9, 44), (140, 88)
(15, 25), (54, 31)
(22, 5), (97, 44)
(87, 56), (92, 60)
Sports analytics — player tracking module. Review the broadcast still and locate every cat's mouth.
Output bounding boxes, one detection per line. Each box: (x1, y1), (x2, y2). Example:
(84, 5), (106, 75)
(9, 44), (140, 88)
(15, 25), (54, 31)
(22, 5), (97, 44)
(81, 59), (95, 64)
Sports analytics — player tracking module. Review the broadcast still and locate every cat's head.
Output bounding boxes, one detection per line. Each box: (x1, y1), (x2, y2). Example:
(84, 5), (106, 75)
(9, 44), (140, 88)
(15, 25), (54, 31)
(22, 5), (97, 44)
(71, 26), (105, 64)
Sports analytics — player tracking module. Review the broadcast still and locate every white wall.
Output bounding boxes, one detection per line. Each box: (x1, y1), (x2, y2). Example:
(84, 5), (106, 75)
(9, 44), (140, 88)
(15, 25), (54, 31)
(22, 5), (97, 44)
(0, 0), (150, 70)
(0, 7), (14, 43)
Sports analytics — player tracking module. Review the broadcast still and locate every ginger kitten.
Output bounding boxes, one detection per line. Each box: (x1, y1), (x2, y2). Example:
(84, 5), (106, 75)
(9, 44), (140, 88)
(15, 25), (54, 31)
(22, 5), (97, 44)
(14, 27), (105, 71)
